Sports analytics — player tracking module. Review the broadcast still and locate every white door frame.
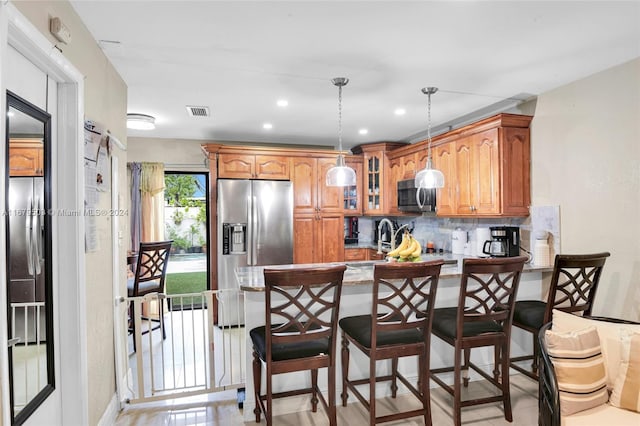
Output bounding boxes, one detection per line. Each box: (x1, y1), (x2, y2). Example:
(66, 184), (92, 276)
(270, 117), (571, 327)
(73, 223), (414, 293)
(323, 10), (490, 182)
(0, 3), (87, 425)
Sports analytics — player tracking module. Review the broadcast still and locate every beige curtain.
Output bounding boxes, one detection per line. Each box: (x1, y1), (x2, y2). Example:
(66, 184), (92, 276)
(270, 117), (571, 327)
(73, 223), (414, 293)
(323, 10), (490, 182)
(140, 162), (165, 242)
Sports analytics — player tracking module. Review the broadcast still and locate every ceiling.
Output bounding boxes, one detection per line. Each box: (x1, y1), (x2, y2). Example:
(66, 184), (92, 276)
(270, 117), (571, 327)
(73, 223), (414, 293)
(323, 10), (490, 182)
(70, 1), (640, 150)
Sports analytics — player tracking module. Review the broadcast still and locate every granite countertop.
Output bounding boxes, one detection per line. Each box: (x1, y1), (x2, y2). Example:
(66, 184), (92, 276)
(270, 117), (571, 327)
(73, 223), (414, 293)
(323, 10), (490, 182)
(236, 254), (553, 292)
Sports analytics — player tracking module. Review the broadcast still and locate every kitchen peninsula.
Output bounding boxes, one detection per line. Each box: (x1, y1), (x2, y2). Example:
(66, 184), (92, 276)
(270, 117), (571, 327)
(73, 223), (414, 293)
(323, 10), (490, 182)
(236, 256), (553, 421)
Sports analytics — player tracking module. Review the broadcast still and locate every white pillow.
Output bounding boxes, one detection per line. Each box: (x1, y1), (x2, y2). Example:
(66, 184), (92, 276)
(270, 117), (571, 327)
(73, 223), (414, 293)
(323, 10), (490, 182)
(609, 331), (640, 412)
(551, 309), (640, 390)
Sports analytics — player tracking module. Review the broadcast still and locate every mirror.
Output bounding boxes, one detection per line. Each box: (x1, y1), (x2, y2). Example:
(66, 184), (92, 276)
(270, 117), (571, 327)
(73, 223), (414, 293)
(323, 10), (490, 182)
(5, 91), (54, 424)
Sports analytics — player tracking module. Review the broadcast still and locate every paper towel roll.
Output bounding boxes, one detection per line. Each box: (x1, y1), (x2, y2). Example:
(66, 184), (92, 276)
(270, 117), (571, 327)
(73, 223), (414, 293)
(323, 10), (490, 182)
(476, 228), (491, 256)
(534, 240), (550, 266)
(452, 229), (467, 254)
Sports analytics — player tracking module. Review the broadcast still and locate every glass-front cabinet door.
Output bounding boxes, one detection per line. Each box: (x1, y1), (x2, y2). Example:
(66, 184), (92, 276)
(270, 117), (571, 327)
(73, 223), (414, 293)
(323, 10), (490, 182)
(343, 157), (362, 214)
(364, 151), (384, 215)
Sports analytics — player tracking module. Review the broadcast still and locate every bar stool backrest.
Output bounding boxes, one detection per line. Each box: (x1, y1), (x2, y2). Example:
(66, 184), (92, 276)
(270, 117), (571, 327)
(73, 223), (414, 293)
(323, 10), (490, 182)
(372, 261), (443, 342)
(458, 256), (528, 329)
(131, 240), (173, 296)
(264, 265), (346, 348)
(543, 252), (610, 324)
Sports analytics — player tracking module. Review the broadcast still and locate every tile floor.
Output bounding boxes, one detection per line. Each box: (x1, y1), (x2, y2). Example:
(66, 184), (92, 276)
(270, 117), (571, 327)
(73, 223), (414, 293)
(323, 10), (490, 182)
(115, 372), (539, 425)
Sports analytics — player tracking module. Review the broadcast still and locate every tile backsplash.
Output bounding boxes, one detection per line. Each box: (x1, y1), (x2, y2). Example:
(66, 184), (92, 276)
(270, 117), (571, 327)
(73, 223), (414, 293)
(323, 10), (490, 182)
(350, 205), (560, 263)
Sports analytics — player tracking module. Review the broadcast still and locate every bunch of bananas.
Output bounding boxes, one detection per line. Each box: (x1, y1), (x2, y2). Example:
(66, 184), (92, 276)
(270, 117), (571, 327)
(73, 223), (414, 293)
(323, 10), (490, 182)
(386, 232), (423, 262)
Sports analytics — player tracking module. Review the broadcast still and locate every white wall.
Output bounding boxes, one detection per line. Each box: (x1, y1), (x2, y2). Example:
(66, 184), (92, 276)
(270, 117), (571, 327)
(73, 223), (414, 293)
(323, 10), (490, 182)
(530, 57), (640, 321)
(12, 2), (128, 424)
(127, 137), (209, 172)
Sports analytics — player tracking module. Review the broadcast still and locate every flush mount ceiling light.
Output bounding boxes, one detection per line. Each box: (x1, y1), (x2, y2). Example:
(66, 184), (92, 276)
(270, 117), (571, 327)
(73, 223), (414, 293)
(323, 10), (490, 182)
(126, 113), (155, 130)
(414, 87), (445, 189)
(326, 77), (357, 187)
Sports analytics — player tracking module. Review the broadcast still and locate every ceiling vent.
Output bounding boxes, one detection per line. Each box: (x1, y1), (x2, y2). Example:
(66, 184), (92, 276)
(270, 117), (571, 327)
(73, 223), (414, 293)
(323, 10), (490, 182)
(186, 106), (210, 117)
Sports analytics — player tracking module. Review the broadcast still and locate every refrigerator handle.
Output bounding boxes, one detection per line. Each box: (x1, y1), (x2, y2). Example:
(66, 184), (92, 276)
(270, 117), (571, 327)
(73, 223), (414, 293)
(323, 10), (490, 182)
(252, 195), (258, 265)
(26, 196), (34, 275)
(33, 196), (42, 275)
(247, 195), (253, 265)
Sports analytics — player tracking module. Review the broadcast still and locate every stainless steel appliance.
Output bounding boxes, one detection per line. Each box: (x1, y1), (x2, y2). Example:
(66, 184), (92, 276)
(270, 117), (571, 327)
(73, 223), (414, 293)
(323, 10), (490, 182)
(8, 177), (46, 343)
(482, 226), (521, 257)
(217, 179), (293, 325)
(397, 179), (436, 213)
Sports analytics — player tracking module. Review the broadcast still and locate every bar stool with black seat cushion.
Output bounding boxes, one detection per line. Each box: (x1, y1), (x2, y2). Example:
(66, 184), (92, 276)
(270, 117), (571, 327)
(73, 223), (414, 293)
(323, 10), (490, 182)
(430, 256), (527, 426)
(127, 240), (173, 352)
(340, 260), (444, 425)
(250, 265), (346, 426)
(510, 252), (610, 380)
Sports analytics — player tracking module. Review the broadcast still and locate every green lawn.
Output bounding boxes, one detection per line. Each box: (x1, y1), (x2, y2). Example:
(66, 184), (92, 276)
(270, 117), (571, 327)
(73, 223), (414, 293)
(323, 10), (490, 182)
(165, 271), (207, 309)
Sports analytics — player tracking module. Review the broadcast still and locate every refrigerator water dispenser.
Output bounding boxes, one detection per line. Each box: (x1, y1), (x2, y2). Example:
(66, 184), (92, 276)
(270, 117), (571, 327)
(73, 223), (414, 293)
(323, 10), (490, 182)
(222, 223), (247, 254)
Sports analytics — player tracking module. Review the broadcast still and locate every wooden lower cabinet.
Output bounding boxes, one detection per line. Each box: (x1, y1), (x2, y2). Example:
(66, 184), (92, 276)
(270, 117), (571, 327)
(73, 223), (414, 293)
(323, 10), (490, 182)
(293, 213), (344, 264)
(368, 249), (385, 261)
(344, 247), (367, 261)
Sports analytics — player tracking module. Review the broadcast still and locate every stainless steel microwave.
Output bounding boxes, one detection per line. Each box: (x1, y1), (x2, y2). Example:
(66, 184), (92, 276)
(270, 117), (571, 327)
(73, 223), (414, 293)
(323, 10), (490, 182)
(397, 179), (436, 213)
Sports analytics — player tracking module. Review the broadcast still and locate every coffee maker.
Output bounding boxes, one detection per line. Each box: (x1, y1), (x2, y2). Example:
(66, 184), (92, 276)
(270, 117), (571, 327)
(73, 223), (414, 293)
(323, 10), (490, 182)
(482, 226), (520, 257)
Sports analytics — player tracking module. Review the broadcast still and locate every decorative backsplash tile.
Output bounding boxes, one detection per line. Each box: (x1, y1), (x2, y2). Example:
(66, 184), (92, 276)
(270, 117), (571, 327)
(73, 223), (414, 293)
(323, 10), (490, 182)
(350, 206), (560, 263)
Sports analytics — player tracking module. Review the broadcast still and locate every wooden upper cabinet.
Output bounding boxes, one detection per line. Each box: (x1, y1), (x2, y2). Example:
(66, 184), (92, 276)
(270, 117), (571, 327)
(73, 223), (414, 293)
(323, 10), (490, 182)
(218, 153), (289, 179)
(501, 127), (531, 216)
(317, 157), (343, 213)
(291, 157), (342, 214)
(433, 143), (455, 216)
(387, 156), (403, 215)
(472, 129), (500, 215)
(291, 156), (317, 215)
(9, 139), (43, 176)
(430, 114), (531, 217)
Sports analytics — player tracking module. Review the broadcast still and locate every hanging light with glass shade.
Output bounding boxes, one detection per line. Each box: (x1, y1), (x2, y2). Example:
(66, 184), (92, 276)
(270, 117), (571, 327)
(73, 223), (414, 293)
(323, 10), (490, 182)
(326, 77), (357, 187)
(414, 87), (445, 189)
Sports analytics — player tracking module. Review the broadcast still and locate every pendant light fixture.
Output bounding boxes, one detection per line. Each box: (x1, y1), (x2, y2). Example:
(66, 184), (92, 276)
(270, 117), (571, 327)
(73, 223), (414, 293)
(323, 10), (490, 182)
(414, 87), (445, 189)
(326, 77), (357, 187)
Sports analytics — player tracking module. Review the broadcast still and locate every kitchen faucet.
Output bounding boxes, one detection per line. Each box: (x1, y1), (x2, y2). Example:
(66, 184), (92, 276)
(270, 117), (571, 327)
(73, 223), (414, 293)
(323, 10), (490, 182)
(377, 218), (395, 254)
(393, 224), (409, 247)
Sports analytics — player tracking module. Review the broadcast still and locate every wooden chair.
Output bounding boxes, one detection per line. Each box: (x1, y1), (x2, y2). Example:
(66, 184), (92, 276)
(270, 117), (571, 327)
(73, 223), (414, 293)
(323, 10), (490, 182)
(510, 252), (610, 380)
(250, 265), (346, 426)
(430, 256), (527, 426)
(127, 240), (173, 351)
(340, 260), (443, 425)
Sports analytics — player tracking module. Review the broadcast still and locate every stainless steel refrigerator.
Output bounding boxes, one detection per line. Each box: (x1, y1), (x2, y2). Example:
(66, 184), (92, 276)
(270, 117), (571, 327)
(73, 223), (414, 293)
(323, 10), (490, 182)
(8, 176), (46, 343)
(217, 179), (293, 325)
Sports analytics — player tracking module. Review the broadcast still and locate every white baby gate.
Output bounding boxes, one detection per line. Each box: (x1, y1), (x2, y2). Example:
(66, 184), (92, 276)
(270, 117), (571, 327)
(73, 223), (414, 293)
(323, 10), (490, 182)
(116, 289), (246, 405)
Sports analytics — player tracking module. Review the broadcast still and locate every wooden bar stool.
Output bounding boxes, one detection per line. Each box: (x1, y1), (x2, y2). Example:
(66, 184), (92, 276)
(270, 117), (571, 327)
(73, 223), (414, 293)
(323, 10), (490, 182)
(510, 252), (610, 380)
(250, 265), (346, 426)
(340, 260), (444, 425)
(127, 240), (172, 352)
(430, 256), (527, 426)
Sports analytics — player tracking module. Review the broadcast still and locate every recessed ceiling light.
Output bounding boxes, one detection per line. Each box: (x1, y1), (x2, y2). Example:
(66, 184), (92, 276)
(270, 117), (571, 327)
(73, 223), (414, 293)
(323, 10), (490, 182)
(394, 108), (406, 116)
(276, 99), (288, 107)
(358, 128), (368, 135)
(263, 123), (273, 130)
(126, 113), (156, 130)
